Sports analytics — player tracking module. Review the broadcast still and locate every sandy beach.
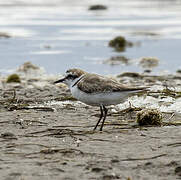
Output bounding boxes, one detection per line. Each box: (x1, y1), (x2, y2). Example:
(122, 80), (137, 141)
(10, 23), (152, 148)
(0, 64), (181, 180)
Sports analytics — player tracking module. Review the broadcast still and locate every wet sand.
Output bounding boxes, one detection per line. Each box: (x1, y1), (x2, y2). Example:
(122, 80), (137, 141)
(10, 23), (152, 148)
(0, 69), (181, 180)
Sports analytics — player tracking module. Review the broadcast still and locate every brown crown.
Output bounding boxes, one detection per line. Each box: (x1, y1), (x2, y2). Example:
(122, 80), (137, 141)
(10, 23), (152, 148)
(66, 68), (87, 77)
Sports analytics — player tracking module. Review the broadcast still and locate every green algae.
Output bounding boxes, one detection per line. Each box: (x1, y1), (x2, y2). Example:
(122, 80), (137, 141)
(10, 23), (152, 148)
(6, 74), (21, 83)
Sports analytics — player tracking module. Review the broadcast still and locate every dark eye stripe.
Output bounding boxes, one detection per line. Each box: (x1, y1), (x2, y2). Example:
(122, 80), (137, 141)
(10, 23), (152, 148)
(67, 74), (78, 79)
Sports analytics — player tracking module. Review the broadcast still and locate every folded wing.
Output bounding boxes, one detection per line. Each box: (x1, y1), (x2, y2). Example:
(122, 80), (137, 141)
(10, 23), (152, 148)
(77, 73), (146, 94)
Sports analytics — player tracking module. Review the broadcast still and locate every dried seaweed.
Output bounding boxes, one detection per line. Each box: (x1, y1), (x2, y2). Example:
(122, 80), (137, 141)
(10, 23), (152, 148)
(120, 154), (167, 161)
(53, 95), (77, 101)
(8, 105), (55, 112)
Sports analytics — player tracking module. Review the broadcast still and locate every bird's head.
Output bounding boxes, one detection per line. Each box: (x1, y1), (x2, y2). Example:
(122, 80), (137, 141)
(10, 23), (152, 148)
(54, 68), (86, 87)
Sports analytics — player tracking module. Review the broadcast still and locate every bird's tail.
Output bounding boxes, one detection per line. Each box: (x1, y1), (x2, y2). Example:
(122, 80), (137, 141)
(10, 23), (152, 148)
(128, 87), (149, 94)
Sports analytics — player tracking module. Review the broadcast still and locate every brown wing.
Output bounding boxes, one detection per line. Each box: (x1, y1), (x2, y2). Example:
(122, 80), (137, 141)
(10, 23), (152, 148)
(77, 73), (146, 94)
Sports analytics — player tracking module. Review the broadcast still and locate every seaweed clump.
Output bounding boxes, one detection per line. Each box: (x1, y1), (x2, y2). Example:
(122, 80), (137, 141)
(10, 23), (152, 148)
(6, 74), (21, 83)
(16, 61), (45, 78)
(17, 61), (39, 73)
(136, 109), (162, 126)
(139, 57), (159, 69)
(108, 36), (133, 52)
(88, 5), (107, 10)
(103, 56), (130, 66)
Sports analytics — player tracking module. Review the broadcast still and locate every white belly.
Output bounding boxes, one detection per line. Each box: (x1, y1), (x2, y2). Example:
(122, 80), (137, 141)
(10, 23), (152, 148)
(70, 86), (129, 106)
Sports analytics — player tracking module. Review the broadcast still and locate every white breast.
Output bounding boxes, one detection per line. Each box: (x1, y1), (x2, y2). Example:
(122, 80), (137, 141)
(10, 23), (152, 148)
(70, 85), (129, 106)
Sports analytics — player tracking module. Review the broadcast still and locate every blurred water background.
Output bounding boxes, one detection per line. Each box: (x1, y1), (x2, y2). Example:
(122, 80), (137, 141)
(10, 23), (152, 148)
(0, 0), (181, 75)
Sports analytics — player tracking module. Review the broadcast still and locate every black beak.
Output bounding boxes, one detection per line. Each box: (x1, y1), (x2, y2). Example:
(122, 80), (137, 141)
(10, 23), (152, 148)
(54, 78), (65, 84)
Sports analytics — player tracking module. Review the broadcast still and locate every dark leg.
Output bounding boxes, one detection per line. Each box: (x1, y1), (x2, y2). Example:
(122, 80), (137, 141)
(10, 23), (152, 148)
(100, 105), (108, 131)
(93, 105), (103, 131)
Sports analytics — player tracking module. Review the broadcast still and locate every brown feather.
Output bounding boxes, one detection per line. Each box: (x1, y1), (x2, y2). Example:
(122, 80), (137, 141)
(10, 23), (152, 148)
(66, 68), (86, 77)
(77, 73), (146, 94)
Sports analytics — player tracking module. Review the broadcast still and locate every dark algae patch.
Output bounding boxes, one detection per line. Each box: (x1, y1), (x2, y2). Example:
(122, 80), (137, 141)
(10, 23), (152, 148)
(88, 5), (107, 10)
(6, 74), (21, 83)
(175, 166), (181, 176)
(108, 36), (133, 52)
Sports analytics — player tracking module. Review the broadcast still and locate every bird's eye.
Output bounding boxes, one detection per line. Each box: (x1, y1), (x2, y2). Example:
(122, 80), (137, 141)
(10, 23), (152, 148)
(67, 74), (77, 79)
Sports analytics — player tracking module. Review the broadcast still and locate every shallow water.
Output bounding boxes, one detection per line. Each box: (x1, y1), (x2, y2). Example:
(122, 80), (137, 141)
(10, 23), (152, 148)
(0, 0), (181, 75)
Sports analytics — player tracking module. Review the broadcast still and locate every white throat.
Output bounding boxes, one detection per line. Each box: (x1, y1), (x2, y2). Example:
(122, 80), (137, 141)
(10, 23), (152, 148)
(69, 74), (84, 89)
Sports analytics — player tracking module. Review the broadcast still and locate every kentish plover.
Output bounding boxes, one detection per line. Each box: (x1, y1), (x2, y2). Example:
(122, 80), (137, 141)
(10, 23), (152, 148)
(54, 68), (147, 131)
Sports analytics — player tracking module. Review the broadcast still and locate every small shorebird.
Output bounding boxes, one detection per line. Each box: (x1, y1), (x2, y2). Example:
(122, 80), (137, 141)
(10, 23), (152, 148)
(54, 68), (147, 131)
